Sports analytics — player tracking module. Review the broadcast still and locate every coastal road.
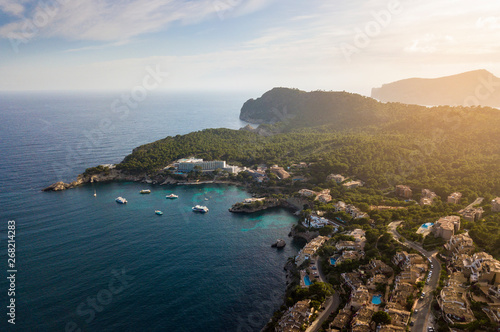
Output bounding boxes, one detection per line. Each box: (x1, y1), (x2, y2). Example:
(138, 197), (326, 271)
(305, 293), (340, 332)
(387, 221), (442, 332)
(305, 258), (340, 332)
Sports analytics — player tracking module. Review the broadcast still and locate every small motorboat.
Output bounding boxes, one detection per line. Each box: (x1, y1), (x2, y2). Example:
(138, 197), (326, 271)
(166, 194), (178, 199)
(115, 197), (127, 204)
(192, 205), (209, 213)
(140, 189), (151, 194)
(155, 210), (163, 215)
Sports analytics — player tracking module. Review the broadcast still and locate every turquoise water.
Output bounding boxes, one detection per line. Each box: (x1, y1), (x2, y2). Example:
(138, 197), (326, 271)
(0, 92), (301, 331)
(421, 222), (434, 229)
(304, 275), (312, 286)
(4, 181), (302, 331)
(372, 295), (382, 305)
(330, 258), (337, 265)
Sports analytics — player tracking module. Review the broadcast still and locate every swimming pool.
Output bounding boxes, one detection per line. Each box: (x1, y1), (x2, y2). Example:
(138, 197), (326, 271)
(421, 223), (434, 229)
(372, 295), (382, 305)
(304, 275), (312, 286)
(330, 258), (337, 265)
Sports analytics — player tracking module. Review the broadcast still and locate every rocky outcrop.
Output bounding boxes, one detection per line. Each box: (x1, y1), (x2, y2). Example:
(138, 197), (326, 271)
(289, 225), (319, 242)
(42, 179), (82, 191)
(271, 239), (286, 248)
(229, 198), (283, 213)
(284, 258), (297, 285)
(42, 169), (146, 191)
(42, 168), (246, 192)
(239, 124), (277, 136)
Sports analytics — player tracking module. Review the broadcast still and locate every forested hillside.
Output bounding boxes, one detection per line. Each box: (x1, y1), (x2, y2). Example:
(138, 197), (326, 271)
(102, 88), (500, 256)
(117, 90), (500, 197)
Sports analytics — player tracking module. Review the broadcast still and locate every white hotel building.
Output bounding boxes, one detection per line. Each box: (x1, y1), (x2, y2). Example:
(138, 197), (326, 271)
(175, 158), (239, 173)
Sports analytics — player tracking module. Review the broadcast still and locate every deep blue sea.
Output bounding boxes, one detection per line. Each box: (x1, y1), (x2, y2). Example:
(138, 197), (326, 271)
(0, 91), (302, 331)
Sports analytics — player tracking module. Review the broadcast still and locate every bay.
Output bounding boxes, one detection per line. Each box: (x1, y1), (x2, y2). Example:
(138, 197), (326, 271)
(0, 91), (301, 331)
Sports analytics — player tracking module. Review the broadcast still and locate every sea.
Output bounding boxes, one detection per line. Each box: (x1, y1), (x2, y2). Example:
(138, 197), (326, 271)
(0, 91), (303, 331)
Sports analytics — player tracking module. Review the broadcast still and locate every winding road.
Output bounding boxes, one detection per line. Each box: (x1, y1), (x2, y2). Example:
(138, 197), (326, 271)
(304, 257), (340, 332)
(388, 221), (441, 332)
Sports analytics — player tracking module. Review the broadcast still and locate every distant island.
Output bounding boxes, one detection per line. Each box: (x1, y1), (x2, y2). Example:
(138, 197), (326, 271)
(371, 69), (500, 107)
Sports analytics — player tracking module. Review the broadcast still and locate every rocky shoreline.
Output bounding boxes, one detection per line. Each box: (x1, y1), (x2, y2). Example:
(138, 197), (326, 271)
(228, 198), (283, 213)
(288, 224), (319, 242)
(42, 169), (245, 192)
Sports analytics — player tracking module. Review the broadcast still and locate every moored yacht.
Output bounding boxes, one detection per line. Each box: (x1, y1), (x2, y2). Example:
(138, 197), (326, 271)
(140, 189), (151, 194)
(166, 194), (178, 199)
(192, 205), (209, 213)
(115, 197), (127, 204)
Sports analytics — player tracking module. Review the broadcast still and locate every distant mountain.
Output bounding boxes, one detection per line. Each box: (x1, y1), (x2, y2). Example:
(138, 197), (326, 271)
(239, 88), (390, 129)
(371, 70), (500, 107)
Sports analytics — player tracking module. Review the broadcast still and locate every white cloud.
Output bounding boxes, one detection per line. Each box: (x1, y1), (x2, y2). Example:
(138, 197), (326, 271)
(1, 0), (500, 94)
(0, 0), (274, 41)
(0, 0), (26, 17)
(404, 34), (455, 53)
(476, 16), (500, 30)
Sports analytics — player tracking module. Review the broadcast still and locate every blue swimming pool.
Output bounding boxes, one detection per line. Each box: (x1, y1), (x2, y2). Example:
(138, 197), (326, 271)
(421, 223), (434, 229)
(372, 295), (382, 305)
(304, 275), (312, 286)
(330, 258), (337, 265)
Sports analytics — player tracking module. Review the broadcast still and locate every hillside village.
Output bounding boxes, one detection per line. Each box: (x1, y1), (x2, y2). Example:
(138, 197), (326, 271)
(224, 163), (500, 332)
(158, 161), (500, 332)
(83, 156), (500, 332)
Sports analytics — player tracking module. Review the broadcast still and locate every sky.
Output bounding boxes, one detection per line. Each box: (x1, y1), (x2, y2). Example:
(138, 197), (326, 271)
(0, 0), (499, 95)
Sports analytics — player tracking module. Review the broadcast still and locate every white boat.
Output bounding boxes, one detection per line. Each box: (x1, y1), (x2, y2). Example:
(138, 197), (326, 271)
(140, 189), (151, 194)
(155, 210), (163, 215)
(192, 205), (209, 213)
(115, 197), (127, 204)
(166, 194), (178, 199)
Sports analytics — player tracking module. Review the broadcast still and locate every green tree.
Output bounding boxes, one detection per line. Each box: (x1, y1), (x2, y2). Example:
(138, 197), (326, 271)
(319, 225), (334, 236)
(371, 311), (391, 325)
(310, 300), (321, 310)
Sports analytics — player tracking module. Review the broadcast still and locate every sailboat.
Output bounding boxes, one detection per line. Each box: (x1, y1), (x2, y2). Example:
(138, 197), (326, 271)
(94, 190), (97, 197)
(91, 177), (97, 197)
